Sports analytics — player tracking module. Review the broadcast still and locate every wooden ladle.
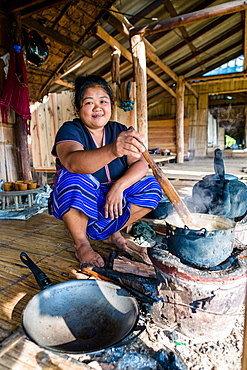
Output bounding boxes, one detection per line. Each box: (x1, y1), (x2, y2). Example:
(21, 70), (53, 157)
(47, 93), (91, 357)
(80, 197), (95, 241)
(142, 148), (196, 228)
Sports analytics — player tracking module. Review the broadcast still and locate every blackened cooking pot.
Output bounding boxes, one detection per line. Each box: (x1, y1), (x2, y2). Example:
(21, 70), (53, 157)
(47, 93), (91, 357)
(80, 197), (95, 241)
(20, 252), (141, 354)
(165, 213), (236, 268)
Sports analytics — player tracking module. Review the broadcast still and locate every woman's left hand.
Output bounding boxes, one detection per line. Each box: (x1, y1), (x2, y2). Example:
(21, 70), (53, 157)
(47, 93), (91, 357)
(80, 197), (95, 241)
(104, 185), (124, 220)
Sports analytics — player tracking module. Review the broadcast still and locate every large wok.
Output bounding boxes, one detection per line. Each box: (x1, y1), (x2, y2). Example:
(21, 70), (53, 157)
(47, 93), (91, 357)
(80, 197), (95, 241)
(20, 252), (141, 354)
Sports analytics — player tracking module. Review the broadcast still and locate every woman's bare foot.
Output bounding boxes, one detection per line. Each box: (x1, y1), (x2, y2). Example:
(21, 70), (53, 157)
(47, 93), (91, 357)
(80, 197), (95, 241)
(75, 244), (104, 267)
(103, 231), (127, 251)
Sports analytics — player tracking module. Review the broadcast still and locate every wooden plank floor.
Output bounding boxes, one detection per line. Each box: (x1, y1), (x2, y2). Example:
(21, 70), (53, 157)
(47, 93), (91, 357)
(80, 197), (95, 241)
(0, 211), (117, 369)
(160, 156), (247, 198)
(162, 157), (247, 181)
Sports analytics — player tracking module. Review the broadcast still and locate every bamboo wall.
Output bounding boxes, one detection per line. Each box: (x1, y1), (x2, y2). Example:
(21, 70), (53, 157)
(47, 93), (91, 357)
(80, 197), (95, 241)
(30, 91), (75, 169)
(0, 109), (18, 182)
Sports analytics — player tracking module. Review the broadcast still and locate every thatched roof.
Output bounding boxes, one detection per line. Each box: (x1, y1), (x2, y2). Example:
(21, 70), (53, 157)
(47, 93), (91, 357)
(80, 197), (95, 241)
(2, 0), (246, 104)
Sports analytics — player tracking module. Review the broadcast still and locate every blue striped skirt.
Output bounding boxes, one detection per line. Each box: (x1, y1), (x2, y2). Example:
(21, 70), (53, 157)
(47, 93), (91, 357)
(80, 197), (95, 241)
(51, 167), (162, 240)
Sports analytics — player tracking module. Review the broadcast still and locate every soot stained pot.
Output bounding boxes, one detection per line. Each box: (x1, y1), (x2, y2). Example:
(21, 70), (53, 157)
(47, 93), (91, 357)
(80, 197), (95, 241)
(20, 253), (140, 354)
(165, 213), (236, 268)
(147, 194), (173, 220)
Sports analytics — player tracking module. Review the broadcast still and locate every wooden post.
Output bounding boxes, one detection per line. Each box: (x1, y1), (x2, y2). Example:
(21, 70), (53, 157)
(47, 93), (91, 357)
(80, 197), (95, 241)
(130, 0), (247, 37)
(14, 114), (32, 180)
(111, 48), (121, 85)
(176, 75), (185, 163)
(245, 106), (247, 149)
(130, 35), (148, 146)
(111, 49), (121, 122)
(244, 10), (247, 72)
(11, 12), (32, 180)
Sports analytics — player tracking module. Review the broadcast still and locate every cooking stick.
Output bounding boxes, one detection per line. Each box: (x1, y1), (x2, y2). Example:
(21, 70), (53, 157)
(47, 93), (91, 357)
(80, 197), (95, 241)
(142, 148), (196, 228)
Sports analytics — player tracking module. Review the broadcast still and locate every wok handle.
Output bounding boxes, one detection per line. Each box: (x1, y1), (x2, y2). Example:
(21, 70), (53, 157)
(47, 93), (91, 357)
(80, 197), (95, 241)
(113, 325), (146, 348)
(20, 252), (53, 290)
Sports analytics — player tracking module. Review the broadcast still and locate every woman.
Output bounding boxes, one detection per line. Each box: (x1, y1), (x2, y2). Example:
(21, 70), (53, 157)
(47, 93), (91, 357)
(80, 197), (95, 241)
(50, 75), (162, 267)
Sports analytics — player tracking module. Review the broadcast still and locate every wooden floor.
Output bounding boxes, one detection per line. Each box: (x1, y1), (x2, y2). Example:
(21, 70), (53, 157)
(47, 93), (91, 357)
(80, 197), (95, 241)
(0, 211), (117, 369)
(0, 156), (246, 369)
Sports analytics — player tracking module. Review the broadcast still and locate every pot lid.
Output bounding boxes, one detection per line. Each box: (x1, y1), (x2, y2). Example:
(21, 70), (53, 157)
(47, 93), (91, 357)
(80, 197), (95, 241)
(203, 174), (238, 181)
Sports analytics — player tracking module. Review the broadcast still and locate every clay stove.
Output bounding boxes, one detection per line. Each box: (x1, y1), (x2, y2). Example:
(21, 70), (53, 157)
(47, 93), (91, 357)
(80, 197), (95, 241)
(148, 243), (247, 342)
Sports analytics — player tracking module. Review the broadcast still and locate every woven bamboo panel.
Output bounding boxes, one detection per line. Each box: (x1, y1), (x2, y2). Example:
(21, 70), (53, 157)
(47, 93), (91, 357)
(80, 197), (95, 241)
(30, 92), (75, 169)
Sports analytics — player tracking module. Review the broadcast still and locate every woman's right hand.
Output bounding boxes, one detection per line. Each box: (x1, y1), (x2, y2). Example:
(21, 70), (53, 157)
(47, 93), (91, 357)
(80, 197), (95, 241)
(112, 128), (146, 158)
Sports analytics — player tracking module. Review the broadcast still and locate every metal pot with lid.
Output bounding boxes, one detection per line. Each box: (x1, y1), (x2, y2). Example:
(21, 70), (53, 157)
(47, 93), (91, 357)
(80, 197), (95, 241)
(190, 149), (247, 220)
(165, 213), (236, 268)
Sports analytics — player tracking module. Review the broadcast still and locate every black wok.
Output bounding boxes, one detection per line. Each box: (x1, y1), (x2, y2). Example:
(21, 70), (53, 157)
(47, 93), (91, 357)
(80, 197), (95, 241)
(20, 252), (141, 354)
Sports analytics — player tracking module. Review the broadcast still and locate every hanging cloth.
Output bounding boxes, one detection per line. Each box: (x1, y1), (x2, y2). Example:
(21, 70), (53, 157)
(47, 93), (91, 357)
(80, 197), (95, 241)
(0, 44), (31, 134)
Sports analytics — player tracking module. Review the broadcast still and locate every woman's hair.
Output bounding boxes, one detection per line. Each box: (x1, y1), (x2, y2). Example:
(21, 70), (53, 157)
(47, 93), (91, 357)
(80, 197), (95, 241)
(74, 75), (114, 110)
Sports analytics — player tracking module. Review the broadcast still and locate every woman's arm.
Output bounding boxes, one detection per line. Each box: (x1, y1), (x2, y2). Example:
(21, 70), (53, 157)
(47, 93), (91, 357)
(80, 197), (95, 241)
(56, 129), (146, 174)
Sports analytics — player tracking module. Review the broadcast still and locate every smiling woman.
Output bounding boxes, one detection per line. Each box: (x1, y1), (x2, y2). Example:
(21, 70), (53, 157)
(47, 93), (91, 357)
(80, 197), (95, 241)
(49, 75), (162, 268)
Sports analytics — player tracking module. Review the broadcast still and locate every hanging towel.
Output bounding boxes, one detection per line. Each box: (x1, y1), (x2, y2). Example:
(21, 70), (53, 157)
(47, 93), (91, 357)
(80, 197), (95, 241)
(0, 45), (31, 134)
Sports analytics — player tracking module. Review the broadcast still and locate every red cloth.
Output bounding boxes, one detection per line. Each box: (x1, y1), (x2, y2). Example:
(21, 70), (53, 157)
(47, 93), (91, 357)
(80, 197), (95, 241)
(0, 46), (31, 134)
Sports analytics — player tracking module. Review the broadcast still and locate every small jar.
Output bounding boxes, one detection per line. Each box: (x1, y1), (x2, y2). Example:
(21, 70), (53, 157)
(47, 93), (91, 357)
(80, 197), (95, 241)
(3, 182), (13, 191)
(27, 181), (37, 189)
(18, 183), (28, 191)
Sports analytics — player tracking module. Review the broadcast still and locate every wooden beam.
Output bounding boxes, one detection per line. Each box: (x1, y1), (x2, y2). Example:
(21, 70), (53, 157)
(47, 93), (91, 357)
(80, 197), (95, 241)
(129, 0), (167, 25)
(164, 0), (206, 72)
(130, 0), (247, 37)
(54, 79), (74, 88)
(154, 13), (234, 66)
(20, 0), (71, 17)
(145, 49), (198, 98)
(179, 49), (243, 81)
(106, 7), (198, 99)
(187, 72), (247, 82)
(170, 27), (242, 71)
(95, 25), (176, 98)
(176, 76), (185, 163)
(22, 17), (92, 58)
(6, 0), (45, 13)
(107, 6), (156, 52)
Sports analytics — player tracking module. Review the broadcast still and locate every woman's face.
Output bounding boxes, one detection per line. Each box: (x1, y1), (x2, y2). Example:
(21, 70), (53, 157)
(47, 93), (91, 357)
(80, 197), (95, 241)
(79, 86), (112, 130)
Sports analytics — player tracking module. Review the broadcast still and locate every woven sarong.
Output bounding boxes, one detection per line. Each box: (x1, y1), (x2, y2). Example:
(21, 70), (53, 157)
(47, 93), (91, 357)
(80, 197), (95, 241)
(51, 168), (162, 240)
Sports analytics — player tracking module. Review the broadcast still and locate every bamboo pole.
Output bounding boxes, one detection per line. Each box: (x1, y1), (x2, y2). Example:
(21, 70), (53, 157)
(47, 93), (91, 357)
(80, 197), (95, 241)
(130, 0), (247, 37)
